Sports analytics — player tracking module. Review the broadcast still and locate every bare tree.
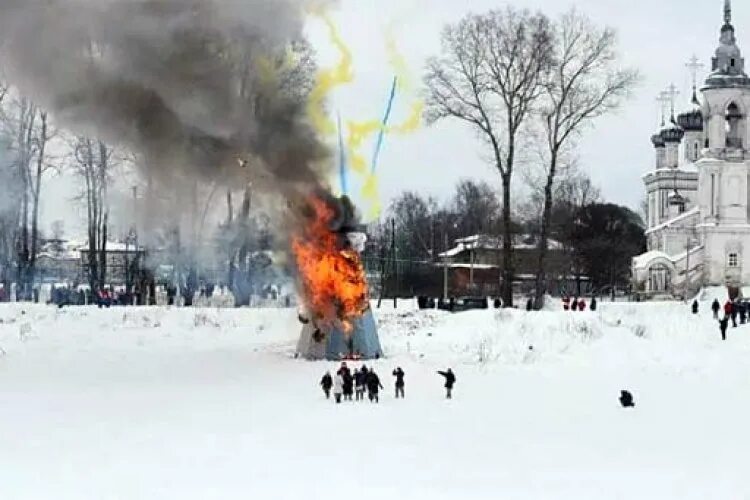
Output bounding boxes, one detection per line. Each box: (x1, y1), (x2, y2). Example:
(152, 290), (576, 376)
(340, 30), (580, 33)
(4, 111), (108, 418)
(28, 111), (55, 285)
(0, 95), (56, 296)
(533, 11), (638, 308)
(71, 137), (115, 292)
(424, 8), (554, 307)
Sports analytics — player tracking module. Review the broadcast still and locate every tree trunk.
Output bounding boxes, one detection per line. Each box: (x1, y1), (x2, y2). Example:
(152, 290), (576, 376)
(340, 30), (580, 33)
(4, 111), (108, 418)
(500, 172), (514, 308)
(235, 186), (252, 307)
(29, 113), (48, 289)
(534, 153), (559, 310)
(226, 190), (235, 288)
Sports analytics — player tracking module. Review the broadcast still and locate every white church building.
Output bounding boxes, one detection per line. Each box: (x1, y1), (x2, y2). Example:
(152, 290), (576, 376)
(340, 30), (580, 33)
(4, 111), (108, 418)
(633, 0), (750, 298)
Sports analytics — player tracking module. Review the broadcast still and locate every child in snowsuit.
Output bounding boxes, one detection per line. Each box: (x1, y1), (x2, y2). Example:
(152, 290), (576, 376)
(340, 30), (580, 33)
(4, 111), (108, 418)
(366, 370), (383, 403)
(712, 299), (721, 319)
(720, 316), (729, 341)
(692, 300), (699, 315)
(438, 369), (456, 399)
(320, 372), (333, 399)
(392, 367), (405, 399)
(333, 373), (344, 403)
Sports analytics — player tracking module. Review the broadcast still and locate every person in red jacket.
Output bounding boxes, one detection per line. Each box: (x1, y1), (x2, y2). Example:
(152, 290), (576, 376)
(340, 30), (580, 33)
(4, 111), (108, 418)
(578, 299), (586, 311)
(562, 296), (570, 311)
(724, 300), (732, 316)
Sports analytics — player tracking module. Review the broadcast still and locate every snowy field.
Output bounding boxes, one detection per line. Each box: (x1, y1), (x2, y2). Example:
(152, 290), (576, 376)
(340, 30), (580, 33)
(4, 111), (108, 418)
(1, 296), (749, 499)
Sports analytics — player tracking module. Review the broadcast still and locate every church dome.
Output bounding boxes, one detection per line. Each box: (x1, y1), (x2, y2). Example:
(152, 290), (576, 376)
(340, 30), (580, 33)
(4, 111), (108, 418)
(651, 133), (665, 148)
(677, 108), (703, 132)
(660, 125), (685, 143)
(705, 0), (750, 89)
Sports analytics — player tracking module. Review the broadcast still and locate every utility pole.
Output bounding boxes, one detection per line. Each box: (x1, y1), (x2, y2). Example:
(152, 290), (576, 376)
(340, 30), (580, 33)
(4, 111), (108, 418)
(443, 232), (449, 302)
(391, 218), (397, 308)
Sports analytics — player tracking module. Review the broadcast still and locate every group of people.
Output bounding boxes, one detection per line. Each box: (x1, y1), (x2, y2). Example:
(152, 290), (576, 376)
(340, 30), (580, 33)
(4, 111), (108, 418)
(706, 298), (750, 340)
(561, 296), (597, 312)
(320, 363), (456, 403)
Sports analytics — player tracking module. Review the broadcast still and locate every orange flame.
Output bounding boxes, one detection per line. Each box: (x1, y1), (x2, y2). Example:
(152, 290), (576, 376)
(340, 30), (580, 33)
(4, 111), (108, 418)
(292, 196), (369, 333)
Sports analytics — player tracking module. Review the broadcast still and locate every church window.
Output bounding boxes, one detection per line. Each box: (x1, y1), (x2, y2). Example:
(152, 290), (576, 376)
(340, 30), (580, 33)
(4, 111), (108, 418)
(728, 253), (739, 268)
(726, 102), (743, 149)
(731, 58), (736, 68)
(694, 142), (699, 161)
(711, 174), (716, 216)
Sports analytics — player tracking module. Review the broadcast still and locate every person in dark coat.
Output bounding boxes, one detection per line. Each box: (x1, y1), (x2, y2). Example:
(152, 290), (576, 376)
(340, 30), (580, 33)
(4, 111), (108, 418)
(691, 300), (699, 315)
(619, 390), (635, 408)
(740, 302), (747, 325)
(392, 367), (405, 399)
(571, 297), (579, 311)
(339, 364), (354, 401)
(438, 368), (456, 399)
(526, 298), (533, 311)
(590, 297), (597, 312)
(354, 368), (366, 401)
(720, 316), (729, 341)
(320, 372), (333, 399)
(730, 301), (739, 328)
(711, 298), (721, 319)
(365, 369), (383, 403)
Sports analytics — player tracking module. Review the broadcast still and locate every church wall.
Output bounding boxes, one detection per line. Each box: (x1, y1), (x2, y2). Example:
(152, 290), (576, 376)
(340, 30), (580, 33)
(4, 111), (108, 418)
(702, 229), (750, 285)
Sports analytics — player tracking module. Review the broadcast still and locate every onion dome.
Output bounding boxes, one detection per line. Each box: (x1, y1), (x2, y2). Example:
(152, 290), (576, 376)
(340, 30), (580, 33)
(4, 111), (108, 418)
(651, 133), (666, 148)
(677, 90), (704, 132)
(677, 108), (703, 132)
(660, 123), (685, 143)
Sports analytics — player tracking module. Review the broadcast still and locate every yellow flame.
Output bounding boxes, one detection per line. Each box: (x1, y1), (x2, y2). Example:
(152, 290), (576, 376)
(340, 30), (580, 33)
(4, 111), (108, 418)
(307, 13), (354, 137)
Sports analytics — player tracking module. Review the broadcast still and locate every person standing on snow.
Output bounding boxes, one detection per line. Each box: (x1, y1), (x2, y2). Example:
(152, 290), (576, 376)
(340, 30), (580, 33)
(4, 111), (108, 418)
(392, 367), (405, 399)
(342, 367), (354, 401)
(720, 315), (729, 341)
(712, 298), (721, 319)
(590, 296), (598, 312)
(366, 369), (384, 403)
(740, 302), (747, 325)
(438, 368), (456, 399)
(353, 368), (365, 401)
(333, 372), (344, 404)
(727, 300), (738, 328)
(320, 371), (333, 400)
(571, 297), (579, 311)
(692, 300), (699, 315)
(578, 298), (586, 311)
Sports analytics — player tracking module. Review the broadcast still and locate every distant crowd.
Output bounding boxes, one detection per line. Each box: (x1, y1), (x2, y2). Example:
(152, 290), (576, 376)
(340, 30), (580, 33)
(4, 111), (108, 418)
(704, 298), (750, 341)
(319, 362), (456, 403)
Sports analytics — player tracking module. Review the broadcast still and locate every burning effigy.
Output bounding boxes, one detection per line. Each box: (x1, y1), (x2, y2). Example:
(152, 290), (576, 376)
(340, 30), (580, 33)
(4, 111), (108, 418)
(292, 194), (381, 360)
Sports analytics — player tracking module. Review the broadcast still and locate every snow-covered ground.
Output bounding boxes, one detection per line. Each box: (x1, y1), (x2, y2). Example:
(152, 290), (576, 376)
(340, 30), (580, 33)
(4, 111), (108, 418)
(1, 296), (749, 499)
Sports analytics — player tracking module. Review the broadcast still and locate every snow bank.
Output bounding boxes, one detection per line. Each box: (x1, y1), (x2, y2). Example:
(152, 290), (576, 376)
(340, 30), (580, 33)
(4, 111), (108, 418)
(1, 301), (749, 499)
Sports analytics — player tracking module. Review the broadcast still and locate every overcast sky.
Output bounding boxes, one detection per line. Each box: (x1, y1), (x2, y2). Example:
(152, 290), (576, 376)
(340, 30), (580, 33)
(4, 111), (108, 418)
(40, 0), (744, 235)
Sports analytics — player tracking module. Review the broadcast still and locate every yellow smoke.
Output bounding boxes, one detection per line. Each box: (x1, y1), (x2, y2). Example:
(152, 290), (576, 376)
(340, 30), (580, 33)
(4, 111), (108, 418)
(307, 13), (354, 137)
(355, 30), (424, 219)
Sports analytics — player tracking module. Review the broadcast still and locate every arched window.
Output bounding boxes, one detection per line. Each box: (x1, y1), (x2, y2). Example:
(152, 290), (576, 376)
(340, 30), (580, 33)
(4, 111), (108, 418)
(726, 102), (744, 149)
